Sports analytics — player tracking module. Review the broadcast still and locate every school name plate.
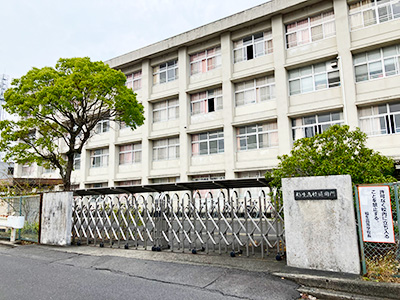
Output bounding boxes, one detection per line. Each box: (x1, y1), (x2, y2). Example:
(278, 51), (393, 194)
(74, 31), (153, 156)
(294, 189), (338, 200)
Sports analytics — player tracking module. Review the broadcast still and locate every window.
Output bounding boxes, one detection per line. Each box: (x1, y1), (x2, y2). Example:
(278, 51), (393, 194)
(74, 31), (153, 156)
(95, 120), (110, 134)
(90, 148), (109, 168)
(153, 60), (178, 84)
(237, 122), (278, 151)
(115, 180), (141, 186)
(288, 60), (340, 95)
(126, 70), (142, 91)
(43, 166), (55, 174)
(86, 182), (107, 188)
(192, 130), (224, 156)
(349, 0), (400, 30)
(190, 46), (221, 75)
(73, 153), (81, 170)
(236, 170), (267, 178)
(233, 30), (273, 63)
(7, 166), (14, 176)
(235, 75), (275, 106)
(153, 137), (180, 161)
(153, 98), (179, 123)
(292, 112), (343, 140)
(354, 45), (400, 82)
(359, 102), (400, 136)
(286, 11), (335, 48)
(190, 88), (222, 115)
(119, 143), (142, 164)
(152, 177), (179, 184)
(191, 174), (225, 181)
(21, 164), (34, 176)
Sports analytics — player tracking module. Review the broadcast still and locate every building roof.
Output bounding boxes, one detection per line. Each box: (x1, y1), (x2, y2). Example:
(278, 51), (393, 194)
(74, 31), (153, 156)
(105, 0), (312, 69)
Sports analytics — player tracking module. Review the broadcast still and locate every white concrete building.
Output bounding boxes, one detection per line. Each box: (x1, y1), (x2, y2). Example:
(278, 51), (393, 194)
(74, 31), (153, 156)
(16, 0), (400, 188)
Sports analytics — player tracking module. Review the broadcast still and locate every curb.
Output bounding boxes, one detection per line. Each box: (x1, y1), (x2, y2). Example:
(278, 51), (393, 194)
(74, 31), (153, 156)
(274, 273), (400, 300)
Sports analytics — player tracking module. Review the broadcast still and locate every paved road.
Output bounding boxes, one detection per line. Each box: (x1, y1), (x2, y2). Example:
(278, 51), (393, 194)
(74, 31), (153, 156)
(0, 244), (300, 300)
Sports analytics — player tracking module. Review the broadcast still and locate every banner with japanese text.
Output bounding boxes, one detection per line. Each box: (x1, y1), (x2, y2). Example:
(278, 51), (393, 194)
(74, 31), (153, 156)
(358, 185), (395, 243)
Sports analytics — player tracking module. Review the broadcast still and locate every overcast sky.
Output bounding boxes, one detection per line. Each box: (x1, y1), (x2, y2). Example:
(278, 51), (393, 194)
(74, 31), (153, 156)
(1, 0), (269, 81)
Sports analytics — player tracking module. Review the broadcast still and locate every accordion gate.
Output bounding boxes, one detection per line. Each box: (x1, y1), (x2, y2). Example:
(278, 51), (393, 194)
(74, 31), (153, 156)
(72, 188), (285, 258)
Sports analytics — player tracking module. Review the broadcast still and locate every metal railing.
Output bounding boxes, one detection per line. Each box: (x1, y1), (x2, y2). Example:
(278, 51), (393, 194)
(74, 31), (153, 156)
(72, 185), (285, 258)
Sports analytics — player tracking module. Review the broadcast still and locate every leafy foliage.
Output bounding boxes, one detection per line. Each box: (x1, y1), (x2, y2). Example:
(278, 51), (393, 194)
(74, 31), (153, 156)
(266, 125), (396, 189)
(0, 57), (144, 190)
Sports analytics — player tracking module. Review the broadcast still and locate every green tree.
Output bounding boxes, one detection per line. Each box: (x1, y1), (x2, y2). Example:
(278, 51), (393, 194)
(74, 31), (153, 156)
(0, 57), (144, 190)
(266, 125), (396, 189)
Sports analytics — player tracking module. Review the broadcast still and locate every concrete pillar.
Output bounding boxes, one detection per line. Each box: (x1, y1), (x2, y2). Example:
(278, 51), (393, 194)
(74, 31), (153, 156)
(141, 59), (152, 184)
(272, 14), (292, 155)
(221, 32), (235, 179)
(333, 0), (358, 129)
(178, 47), (190, 182)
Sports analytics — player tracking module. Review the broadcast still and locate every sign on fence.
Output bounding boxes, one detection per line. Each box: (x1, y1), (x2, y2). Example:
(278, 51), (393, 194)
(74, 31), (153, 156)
(357, 186), (395, 244)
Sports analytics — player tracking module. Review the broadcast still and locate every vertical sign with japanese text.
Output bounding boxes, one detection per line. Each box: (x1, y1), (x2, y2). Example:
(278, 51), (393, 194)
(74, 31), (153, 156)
(358, 186), (395, 243)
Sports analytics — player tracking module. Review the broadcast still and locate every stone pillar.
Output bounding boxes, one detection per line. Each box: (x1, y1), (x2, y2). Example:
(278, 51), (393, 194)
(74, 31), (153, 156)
(40, 192), (73, 246)
(282, 175), (360, 274)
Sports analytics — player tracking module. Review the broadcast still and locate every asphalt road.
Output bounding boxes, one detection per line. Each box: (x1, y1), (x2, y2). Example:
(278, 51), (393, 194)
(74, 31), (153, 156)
(0, 244), (300, 300)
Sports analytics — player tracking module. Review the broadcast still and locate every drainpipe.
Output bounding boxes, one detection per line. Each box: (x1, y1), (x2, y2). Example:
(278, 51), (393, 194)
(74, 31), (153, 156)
(337, 55), (348, 125)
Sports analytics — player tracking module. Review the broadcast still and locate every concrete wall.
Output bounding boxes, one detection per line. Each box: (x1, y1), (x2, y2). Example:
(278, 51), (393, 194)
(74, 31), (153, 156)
(40, 192), (73, 246)
(282, 175), (360, 274)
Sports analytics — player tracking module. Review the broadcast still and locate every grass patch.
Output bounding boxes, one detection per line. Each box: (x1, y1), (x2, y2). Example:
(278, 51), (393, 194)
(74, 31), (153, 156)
(364, 251), (400, 283)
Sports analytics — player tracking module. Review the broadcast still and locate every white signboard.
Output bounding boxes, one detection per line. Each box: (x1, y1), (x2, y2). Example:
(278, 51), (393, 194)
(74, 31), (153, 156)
(358, 186), (395, 243)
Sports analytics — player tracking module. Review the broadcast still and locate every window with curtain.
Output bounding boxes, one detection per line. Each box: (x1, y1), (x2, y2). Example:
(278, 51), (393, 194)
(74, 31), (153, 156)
(353, 44), (400, 82)
(152, 98), (179, 123)
(126, 70), (142, 91)
(190, 46), (221, 75)
(285, 10), (335, 48)
(119, 143), (142, 165)
(90, 148), (109, 168)
(153, 137), (180, 161)
(233, 30), (273, 63)
(190, 88), (222, 115)
(234, 75), (275, 106)
(288, 60), (340, 95)
(291, 111), (343, 140)
(236, 122), (278, 151)
(359, 102), (400, 136)
(349, 0), (400, 30)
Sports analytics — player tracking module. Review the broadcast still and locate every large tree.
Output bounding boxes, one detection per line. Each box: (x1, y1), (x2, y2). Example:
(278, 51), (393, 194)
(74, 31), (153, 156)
(0, 57), (144, 190)
(266, 125), (396, 189)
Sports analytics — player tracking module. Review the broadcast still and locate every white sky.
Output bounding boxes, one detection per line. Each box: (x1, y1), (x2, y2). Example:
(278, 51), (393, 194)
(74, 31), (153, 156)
(1, 0), (268, 81)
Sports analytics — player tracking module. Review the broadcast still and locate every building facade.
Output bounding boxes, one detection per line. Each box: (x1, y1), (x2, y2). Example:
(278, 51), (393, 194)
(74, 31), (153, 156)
(16, 0), (400, 188)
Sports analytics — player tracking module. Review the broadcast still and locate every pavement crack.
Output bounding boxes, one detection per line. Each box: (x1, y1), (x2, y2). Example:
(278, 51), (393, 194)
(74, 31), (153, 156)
(91, 266), (250, 300)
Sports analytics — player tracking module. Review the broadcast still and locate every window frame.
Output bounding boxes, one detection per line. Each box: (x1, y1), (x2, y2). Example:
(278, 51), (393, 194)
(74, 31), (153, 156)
(126, 70), (142, 91)
(288, 60), (340, 96)
(291, 111), (344, 140)
(95, 120), (110, 134)
(152, 98), (179, 123)
(90, 148), (109, 168)
(190, 46), (222, 75)
(285, 10), (336, 49)
(234, 75), (275, 107)
(190, 88), (223, 115)
(191, 130), (224, 156)
(349, 0), (400, 31)
(153, 60), (178, 85)
(152, 137), (180, 161)
(73, 153), (81, 170)
(236, 122), (279, 151)
(119, 143), (142, 165)
(353, 45), (400, 82)
(233, 30), (273, 63)
(359, 102), (400, 136)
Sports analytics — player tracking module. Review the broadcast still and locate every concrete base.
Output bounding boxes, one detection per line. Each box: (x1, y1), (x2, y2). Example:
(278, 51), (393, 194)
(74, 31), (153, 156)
(282, 175), (360, 274)
(40, 192), (73, 246)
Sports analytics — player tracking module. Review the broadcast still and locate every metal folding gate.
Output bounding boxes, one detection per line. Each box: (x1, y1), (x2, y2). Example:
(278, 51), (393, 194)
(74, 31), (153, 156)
(72, 180), (285, 258)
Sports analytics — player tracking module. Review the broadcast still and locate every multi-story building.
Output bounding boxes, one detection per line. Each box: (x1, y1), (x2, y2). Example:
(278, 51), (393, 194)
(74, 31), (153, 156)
(16, 0), (400, 188)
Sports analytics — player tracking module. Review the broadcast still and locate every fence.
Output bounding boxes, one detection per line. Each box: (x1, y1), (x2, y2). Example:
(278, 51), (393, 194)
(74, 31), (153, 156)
(72, 179), (285, 258)
(355, 183), (400, 277)
(0, 195), (41, 242)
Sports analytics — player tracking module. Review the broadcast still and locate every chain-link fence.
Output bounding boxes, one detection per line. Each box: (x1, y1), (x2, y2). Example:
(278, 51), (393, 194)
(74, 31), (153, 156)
(355, 183), (400, 279)
(0, 195), (41, 242)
